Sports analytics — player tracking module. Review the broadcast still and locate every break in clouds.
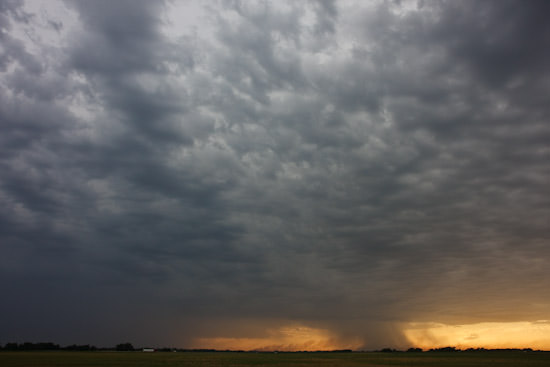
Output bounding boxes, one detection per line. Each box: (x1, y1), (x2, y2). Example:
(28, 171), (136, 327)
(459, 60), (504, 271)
(1, 0), (549, 350)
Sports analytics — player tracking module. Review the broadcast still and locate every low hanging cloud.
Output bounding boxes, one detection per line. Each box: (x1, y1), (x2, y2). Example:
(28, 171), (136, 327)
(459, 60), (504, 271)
(1, 0), (549, 350)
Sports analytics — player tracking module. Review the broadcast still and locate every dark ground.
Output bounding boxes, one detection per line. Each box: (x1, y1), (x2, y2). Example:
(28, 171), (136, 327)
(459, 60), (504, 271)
(1, 351), (550, 367)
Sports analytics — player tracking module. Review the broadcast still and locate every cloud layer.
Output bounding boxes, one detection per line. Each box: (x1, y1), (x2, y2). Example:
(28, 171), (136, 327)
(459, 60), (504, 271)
(1, 0), (549, 349)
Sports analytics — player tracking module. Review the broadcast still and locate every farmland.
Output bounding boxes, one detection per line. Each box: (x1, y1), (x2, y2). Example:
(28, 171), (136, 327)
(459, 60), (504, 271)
(1, 351), (549, 367)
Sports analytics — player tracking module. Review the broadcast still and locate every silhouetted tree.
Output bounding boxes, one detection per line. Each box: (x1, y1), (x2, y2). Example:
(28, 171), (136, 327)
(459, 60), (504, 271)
(5, 343), (18, 350)
(116, 343), (134, 351)
(429, 346), (458, 352)
(3, 342), (59, 350)
(65, 344), (94, 351)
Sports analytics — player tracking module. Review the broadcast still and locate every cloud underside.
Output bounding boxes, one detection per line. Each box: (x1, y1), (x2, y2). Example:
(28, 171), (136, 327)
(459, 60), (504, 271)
(0, 0), (549, 349)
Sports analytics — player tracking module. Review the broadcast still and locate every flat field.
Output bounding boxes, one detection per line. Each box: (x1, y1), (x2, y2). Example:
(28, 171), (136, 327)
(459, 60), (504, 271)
(1, 351), (549, 367)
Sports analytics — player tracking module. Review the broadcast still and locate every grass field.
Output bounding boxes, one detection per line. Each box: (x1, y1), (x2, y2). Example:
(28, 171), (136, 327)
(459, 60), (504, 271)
(1, 351), (549, 367)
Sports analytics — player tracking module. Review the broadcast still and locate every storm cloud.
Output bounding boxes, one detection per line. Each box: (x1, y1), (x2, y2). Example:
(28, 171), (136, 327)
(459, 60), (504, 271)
(1, 0), (549, 350)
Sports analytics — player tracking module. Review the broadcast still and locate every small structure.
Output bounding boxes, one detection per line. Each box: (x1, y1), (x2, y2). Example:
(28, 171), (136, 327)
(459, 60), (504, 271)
(142, 348), (155, 352)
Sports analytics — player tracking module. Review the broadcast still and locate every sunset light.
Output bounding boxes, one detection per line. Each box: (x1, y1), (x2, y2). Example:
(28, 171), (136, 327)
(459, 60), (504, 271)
(404, 321), (550, 350)
(191, 325), (362, 352)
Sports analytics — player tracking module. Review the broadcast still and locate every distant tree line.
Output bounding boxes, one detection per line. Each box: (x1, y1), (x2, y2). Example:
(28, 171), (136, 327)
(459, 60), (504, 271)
(0, 342), (542, 353)
(0, 342), (131, 351)
(1, 342), (186, 352)
(3, 342), (63, 351)
(377, 347), (538, 353)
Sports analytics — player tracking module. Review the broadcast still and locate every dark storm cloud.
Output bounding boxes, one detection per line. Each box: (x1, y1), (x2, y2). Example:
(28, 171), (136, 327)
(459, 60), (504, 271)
(67, 0), (167, 74)
(1, 0), (549, 349)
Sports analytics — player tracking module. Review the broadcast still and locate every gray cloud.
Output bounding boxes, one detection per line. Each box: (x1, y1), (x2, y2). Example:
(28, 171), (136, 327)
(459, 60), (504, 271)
(0, 0), (549, 350)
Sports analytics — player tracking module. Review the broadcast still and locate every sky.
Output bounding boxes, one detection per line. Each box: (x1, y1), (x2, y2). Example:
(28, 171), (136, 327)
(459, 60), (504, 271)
(0, 0), (549, 351)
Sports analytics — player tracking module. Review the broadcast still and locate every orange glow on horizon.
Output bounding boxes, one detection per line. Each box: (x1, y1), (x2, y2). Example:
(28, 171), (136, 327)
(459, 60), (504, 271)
(189, 321), (550, 352)
(190, 325), (363, 352)
(404, 321), (550, 350)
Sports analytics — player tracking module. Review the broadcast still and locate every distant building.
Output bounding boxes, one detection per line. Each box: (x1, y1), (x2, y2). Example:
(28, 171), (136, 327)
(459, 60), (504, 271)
(142, 348), (155, 352)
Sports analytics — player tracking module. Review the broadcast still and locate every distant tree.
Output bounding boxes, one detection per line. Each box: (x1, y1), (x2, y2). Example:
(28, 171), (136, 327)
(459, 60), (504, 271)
(465, 347), (487, 352)
(3, 342), (60, 350)
(39, 342), (60, 350)
(5, 343), (18, 350)
(379, 348), (397, 353)
(116, 343), (134, 351)
(65, 344), (93, 351)
(407, 347), (422, 352)
(429, 346), (457, 352)
(21, 342), (34, 350)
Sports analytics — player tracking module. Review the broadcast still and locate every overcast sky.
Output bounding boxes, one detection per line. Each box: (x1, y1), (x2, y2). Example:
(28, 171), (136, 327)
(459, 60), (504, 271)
(1, 0), (549, 350)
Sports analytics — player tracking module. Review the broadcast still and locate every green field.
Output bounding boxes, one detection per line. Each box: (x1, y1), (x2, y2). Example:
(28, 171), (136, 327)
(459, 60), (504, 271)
(1, 351), (549, 367)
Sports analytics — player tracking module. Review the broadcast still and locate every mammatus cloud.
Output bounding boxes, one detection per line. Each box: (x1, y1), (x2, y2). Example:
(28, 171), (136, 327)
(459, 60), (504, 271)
(0, 0), (549, 350)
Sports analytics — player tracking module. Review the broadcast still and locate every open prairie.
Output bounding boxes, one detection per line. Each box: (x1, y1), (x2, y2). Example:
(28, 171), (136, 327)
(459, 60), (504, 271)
(1, 351), (549, 367)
